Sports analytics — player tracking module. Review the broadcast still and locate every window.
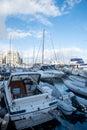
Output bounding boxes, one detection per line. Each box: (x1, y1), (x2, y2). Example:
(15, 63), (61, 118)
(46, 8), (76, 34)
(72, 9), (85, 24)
(12, 87), (21, 95)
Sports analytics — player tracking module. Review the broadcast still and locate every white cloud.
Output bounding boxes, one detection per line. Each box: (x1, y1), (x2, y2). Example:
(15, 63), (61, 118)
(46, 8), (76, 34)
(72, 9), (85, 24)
(7, 29), (47, 39)
(35, 14), (52, 25)
(61, 0), (82, 14)
(8, 29), (32, 39)
(0, 0), (60, 37)
(0, 42), (9, 52)
(66, 0), (82, 7)
(0, 0), (82, 18)
(0, 43), (87, 64)
(0, 16), (8, 37)
(22, 47), (87, 64)
(55, 47), (86, 63)
(0, 0), (83, 38)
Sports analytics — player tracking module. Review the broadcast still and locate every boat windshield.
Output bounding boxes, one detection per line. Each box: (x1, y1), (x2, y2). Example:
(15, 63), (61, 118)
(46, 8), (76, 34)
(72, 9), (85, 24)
(10, 74), (40, 84)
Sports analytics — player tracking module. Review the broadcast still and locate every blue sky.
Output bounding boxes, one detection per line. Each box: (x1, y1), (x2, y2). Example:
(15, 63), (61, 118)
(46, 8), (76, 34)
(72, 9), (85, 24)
(0, 0), (87, 64)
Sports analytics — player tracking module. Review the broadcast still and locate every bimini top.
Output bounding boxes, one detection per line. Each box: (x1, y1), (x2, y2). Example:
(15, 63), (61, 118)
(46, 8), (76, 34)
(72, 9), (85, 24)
(7, 71), (41, 86)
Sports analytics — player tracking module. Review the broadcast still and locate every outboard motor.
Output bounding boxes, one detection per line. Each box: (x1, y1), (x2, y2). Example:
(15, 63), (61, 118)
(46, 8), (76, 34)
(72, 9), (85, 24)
(70, 96), (87, 113)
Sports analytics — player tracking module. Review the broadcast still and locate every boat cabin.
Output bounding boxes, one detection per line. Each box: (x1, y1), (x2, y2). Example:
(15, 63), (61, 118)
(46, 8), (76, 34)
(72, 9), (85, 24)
(8, 72), (41, 99)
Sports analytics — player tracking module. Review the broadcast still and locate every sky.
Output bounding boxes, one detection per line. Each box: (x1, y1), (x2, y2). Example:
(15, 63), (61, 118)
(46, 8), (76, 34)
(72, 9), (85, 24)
(0, 0), (87, 64)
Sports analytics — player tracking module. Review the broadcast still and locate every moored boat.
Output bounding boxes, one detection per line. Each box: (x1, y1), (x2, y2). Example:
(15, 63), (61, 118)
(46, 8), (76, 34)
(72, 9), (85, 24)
(62, 78), (87, 99)
(39, 82), (76, 116)
(2, 71), (58, 130)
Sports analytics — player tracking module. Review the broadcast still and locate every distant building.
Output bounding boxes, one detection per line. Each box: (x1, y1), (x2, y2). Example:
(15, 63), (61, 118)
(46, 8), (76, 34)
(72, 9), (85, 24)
(6, 50), (22, 66)
(0, 51), (3, 65)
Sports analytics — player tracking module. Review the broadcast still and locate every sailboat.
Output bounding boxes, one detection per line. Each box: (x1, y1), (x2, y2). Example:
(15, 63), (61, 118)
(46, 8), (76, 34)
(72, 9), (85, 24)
(36, 29), (64, 80)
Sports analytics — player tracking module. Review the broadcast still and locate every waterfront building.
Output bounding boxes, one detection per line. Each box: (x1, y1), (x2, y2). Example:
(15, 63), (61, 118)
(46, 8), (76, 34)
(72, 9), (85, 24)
(0, 51), (3, 65)
(6, 50), (22, 66)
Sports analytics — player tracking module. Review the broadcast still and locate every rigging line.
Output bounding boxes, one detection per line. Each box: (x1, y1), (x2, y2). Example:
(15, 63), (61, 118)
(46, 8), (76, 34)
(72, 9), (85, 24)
(34, 40), (42, 64)
(49, 33), (58, 63)
(32, 45), (35, 65)
(34, 29), (45, 64)
(42, 29), (45, 64)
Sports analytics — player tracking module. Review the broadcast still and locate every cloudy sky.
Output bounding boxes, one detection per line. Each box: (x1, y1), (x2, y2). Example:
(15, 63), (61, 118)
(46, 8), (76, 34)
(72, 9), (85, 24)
(0, 0), (87, 64)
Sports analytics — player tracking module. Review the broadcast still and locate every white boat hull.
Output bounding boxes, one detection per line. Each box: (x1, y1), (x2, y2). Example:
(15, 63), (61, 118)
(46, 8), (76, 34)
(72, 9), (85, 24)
(13, 110), (55, 130)
(63, 79), (87, 98)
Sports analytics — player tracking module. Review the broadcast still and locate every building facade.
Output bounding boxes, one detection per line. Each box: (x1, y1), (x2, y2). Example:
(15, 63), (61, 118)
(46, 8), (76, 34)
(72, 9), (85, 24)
(6, 50), (22, 66)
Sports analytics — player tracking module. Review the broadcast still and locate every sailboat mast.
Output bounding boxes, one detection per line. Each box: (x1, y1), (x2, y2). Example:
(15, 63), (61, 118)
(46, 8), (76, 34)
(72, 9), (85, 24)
(42, 29), (45, 64)
(33, 45), (35, 65)
(9, 35), (11, 72)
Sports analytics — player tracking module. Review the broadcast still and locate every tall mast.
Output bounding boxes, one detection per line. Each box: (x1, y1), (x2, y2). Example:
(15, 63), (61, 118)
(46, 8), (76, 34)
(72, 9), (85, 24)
(33, 45), (35, 65)
(42, 29), (45, 64)
(9, 35), (11, 72)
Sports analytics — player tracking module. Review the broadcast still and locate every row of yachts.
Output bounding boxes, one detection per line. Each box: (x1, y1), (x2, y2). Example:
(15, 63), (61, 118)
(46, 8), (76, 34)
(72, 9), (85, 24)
(0, 65), (87, 130)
